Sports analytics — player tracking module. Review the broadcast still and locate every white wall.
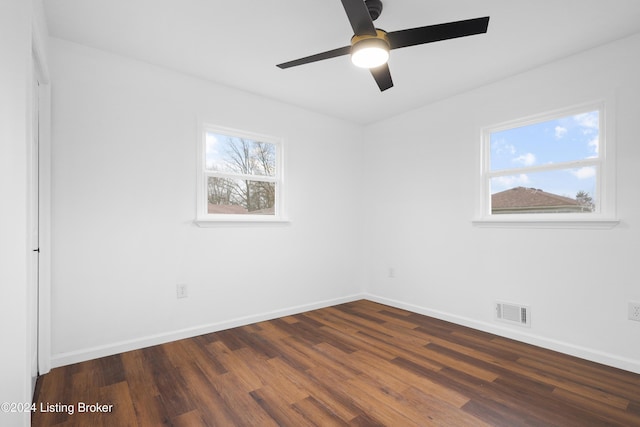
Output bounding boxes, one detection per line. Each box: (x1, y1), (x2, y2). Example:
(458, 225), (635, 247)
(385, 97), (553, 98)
(364, 33), (640, 373)
(0, 0), (43, 425)
(48, 28), (640, 374)
(49, 39), (366, 366)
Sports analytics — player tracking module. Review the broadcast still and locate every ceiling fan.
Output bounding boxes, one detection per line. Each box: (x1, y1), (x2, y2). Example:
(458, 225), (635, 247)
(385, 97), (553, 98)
(277, 0), (490, 91)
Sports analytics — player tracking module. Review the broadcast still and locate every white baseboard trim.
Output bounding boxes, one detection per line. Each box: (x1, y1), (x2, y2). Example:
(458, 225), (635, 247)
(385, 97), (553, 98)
(50, 292), (640, 375)
(50, 293), (366, 368)
(365, 293), (640, 375)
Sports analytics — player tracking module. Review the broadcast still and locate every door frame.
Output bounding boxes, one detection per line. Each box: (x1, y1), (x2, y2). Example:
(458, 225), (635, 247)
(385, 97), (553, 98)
(32, 19), (51, 377)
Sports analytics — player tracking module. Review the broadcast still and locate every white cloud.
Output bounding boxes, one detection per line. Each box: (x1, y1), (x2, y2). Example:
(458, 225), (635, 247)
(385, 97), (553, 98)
(493, 174), (530, 190)
(555, 126), (567, 139)
(492, 139), (516, 155)
(513, 153), (536, 166)
(573, 111), (599, 130)
(571, 166), (596, 179)
(588, 136), (599, 155)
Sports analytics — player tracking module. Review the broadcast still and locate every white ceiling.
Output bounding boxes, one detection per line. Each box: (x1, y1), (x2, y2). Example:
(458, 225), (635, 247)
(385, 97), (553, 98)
(43, 0), (640, 124)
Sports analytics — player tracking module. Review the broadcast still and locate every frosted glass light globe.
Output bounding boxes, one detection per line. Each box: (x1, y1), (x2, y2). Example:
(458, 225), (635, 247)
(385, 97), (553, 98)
(351, 37), (390, 69)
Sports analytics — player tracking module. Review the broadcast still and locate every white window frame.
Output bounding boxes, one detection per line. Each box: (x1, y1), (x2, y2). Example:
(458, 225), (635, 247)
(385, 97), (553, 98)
(195, 123), (287, 225)
(474, 100), (618, 229)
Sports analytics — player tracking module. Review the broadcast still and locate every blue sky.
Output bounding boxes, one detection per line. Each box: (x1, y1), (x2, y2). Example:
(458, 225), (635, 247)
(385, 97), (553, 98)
(206, 132), (236, 172)
(489, 110), (599, 200)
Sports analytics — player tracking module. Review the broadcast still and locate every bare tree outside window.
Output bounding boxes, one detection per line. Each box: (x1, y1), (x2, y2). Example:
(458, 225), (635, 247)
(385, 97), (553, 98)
(576, 190), (594, 212)
(205, 133), (278, 215)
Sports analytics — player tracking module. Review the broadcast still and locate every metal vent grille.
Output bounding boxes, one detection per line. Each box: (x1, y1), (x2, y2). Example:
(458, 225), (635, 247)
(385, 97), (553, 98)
(496, 301), (531, 327)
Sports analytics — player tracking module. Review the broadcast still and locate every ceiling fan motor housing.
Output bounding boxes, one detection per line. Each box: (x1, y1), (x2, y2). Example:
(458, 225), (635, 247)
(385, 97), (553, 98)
(366, 0), (383, 21)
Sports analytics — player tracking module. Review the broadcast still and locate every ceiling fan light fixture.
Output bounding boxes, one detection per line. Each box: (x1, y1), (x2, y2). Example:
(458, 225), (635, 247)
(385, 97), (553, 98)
(350, 31), (390, 69)
(276, 0), (490, 93)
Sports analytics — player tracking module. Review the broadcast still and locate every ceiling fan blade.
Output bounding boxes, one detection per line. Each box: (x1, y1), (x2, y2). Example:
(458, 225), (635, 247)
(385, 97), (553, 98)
(387, 16), (490, 50)
(277, 45), (351, 69)
(370, 63), (393, 91)
(340, 0), (377, 36)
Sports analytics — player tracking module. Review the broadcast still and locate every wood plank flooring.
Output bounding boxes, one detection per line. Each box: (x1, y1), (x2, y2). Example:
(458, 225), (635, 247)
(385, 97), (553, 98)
(32, 300), (640, 426)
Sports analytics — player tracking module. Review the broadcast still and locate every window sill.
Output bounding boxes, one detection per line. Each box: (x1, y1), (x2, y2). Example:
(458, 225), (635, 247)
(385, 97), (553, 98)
(472, 217), (619, 229)
(195, 216), (291, 227)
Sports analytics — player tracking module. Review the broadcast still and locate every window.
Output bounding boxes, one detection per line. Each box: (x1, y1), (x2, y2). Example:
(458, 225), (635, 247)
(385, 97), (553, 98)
(196, 124), (285, 223)
(476, 102), (617, 227)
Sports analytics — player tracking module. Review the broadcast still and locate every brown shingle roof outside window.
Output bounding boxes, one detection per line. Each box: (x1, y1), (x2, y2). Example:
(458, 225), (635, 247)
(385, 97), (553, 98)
(491, 187), (591, 214)
(208, 203), (275, 215)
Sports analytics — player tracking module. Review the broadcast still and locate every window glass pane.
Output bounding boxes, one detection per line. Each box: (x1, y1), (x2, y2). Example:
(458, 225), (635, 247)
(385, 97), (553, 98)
(205, 132), (276, 177)
(490, 168), (596, 214)
(490, 110), (599, 171)
(207, 177), (276, 215)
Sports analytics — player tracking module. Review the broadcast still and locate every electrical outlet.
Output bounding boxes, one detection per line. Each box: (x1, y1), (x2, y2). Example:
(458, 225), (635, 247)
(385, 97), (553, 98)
(629, 302), (640, 322)
(176, 284), (188, 299)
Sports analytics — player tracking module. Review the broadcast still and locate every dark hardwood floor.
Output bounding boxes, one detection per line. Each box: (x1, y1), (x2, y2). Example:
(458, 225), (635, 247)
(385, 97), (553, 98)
(32, 300), (640, 426)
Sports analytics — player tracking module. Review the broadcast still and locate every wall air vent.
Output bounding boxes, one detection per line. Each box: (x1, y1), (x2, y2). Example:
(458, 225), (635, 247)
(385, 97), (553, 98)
(495, 301), (531, 327)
